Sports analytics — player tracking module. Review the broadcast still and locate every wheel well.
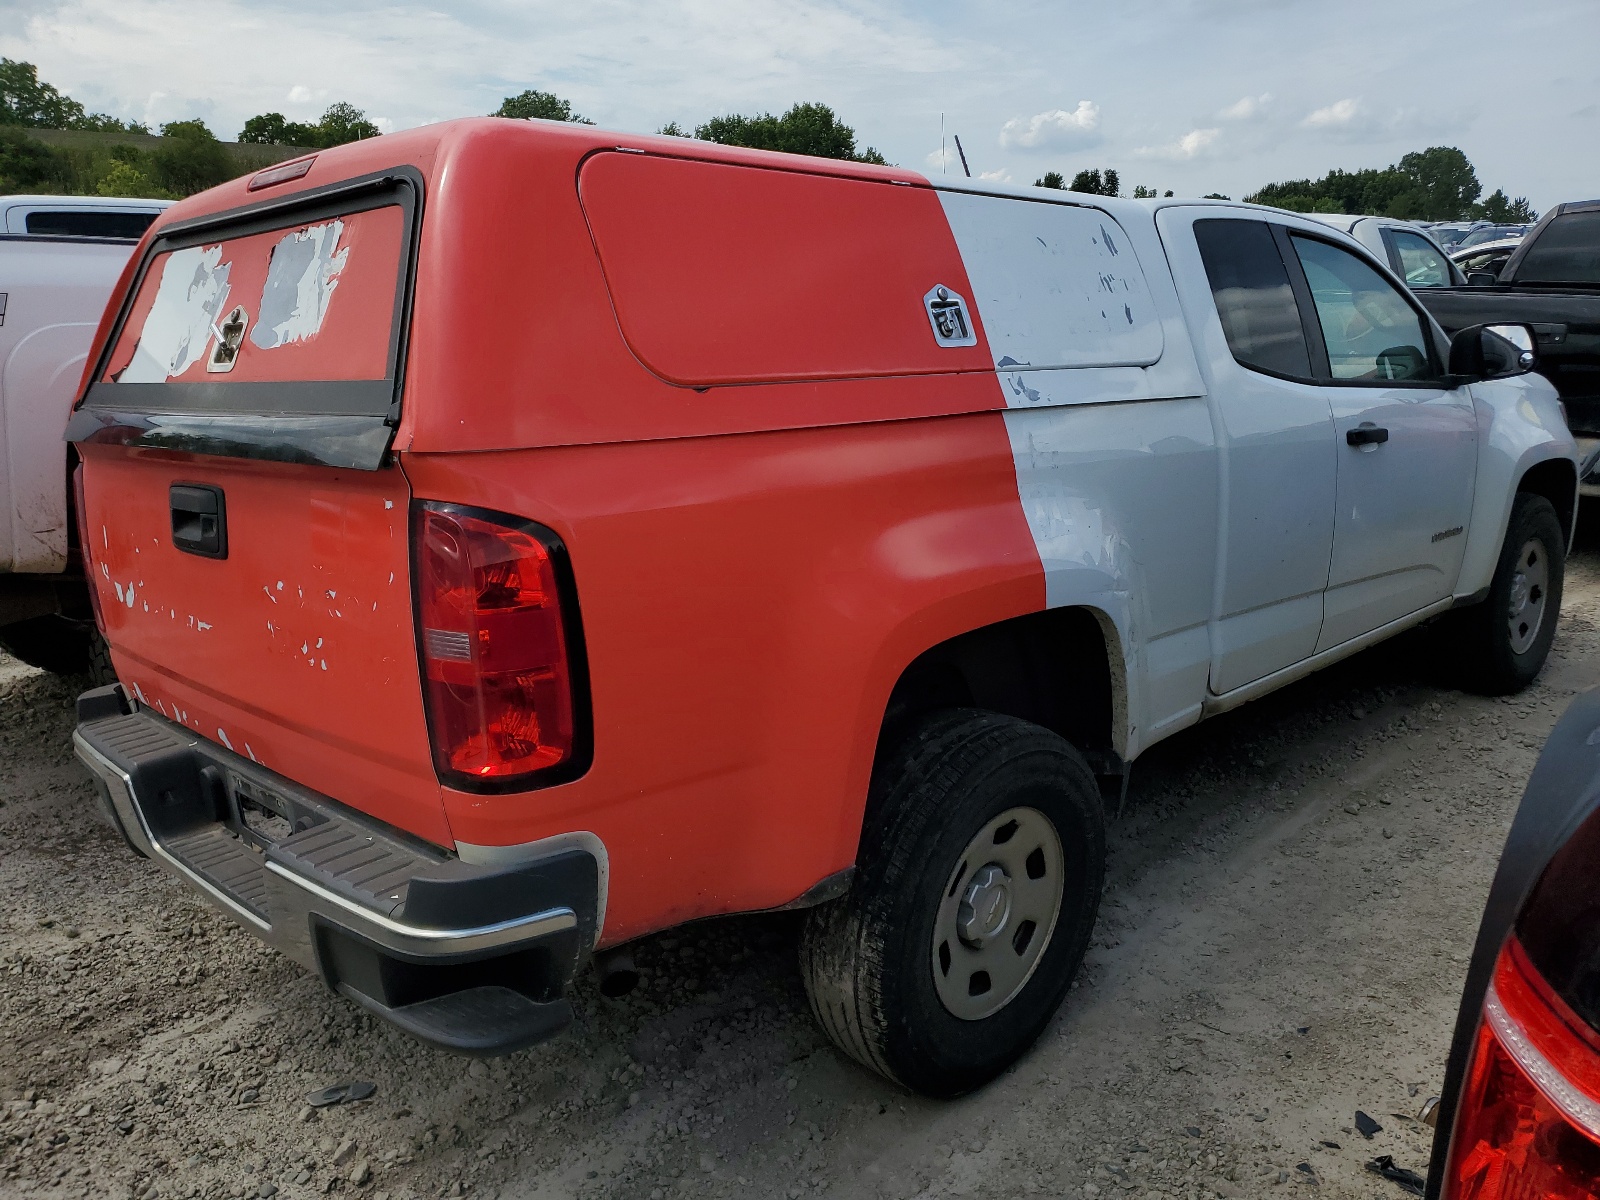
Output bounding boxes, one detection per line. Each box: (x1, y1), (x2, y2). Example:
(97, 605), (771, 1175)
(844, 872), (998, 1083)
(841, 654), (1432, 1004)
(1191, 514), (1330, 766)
(878, 608), (1117, 771)
(1519, 458), (1577, 547)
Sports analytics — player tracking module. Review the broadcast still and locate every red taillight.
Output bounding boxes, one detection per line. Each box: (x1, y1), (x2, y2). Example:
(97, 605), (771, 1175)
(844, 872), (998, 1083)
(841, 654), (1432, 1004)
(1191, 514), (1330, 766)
(72, 462), (107, 635)
(414, 503), (586, 789)
(1444, 938), (1600, 1199)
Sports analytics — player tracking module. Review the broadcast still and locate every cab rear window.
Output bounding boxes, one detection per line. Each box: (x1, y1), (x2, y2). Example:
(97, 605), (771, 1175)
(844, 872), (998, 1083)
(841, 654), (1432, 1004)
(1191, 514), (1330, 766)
(103, 204), (404, 387)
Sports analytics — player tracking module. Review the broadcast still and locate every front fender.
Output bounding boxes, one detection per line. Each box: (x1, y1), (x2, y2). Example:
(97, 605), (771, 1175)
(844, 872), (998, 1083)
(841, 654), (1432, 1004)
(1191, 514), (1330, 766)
(1456, 372), (1578, 599)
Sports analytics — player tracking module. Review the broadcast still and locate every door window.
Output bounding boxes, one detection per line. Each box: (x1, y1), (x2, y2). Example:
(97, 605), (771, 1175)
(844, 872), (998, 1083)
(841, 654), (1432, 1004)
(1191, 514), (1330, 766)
(1194, 219), (1313, 379)
(23, 209), (158, 239)
(1290, 236), (1438, 382)
(1515, 211), (1600, 284)
(1389, 230), (1452, 288)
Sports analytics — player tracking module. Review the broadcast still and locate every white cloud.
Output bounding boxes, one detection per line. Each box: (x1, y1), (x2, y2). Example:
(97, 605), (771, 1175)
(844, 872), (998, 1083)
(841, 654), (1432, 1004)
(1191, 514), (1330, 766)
(1135, 127), (1220, 160)
(1219, 93), (1270, 121)
(998, 101), (1100, 150)
(926, 145), (957, 171)
(1303, 97), (1362, 128)
(978, 167), (1012, 183)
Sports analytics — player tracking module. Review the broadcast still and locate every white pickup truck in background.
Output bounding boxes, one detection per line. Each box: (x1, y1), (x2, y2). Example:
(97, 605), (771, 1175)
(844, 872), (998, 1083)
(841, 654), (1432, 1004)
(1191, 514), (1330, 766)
(0, 194), (169, 674)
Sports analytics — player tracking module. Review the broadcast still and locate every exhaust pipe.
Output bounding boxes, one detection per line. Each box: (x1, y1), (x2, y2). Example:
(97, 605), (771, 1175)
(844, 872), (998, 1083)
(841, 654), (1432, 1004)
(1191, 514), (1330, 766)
(596, 947), (639, 998)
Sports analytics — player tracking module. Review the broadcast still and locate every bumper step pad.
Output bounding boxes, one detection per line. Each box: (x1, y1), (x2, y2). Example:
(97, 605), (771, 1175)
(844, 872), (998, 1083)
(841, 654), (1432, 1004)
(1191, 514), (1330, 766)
(73, 684), (599, 1057)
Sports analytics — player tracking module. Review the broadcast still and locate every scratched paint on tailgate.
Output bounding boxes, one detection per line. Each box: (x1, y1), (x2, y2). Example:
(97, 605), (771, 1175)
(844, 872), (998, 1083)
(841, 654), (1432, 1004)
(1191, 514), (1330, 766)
(78, 447), (448, 845)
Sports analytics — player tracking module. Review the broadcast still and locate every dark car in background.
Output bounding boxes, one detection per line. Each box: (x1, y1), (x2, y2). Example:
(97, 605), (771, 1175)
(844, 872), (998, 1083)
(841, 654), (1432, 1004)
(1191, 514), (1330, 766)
(1416, 200), (1600, 493)
(1428, 688), (1600, 1198)
(1456, 224), (1532, 252)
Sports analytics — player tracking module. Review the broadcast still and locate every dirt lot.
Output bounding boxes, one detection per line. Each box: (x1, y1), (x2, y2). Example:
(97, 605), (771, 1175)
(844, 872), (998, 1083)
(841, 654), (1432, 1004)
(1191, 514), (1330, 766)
(6, 522), (1600, 1200)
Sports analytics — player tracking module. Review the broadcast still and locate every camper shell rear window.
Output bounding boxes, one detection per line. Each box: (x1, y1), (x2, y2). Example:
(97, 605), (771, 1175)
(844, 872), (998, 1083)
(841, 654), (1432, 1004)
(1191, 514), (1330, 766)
(71, 170), (420, 470)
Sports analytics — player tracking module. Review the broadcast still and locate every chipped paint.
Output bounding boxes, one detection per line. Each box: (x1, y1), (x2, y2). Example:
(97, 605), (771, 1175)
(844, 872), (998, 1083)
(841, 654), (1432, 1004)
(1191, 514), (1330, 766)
(250, 220), (349, 350)
(119, 245), (232, 382)
(216, 728), (234, 751)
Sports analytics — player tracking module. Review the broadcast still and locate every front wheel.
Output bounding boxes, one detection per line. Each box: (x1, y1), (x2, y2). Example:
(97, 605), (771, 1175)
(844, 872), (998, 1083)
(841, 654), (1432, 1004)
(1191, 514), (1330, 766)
(799, 710), (1105, 1097)
(1446, 492), (1564, 695)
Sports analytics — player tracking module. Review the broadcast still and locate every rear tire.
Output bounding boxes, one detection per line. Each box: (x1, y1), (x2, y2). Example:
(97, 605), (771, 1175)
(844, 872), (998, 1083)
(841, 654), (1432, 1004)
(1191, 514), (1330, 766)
(0, 616), (116, 684)
(1446, 492), (1564, 695)
(799, 709), (1105, 1097)
(0, 614), (91, 676)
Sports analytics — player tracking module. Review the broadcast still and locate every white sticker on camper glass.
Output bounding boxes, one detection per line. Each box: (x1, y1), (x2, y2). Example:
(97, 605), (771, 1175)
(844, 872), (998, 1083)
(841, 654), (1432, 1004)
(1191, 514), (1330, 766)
(120, 245), (233, 382)
(250, 220), (349, 350)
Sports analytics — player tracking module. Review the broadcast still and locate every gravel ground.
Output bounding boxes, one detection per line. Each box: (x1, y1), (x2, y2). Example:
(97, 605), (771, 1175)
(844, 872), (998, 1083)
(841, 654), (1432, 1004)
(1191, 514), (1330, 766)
(6, 517), (1600, 1200)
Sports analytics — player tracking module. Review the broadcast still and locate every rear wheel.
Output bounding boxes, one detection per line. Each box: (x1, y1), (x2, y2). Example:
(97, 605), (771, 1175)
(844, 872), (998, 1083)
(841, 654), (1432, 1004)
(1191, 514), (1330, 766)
(799, 709), (1105, 1097)
(0, 615), (116, 684)
(1446, 492), (1564, 695)
(0, 614), (92, 675)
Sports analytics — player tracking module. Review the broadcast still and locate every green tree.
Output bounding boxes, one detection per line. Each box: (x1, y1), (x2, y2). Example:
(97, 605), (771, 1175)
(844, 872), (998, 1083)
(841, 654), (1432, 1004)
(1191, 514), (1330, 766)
(657, 121), (687, 137)
(238, 112), (320, 146)
(694, 102), (886, 164)
(150, 119), (235, 195)
(494, 89), (592, 124)
(1203, 193), (1232, 201)
(0, 126), (66, 189)
(315, 102), (381, 145)
(1476, 188), (1539, 223)
(1067, 168), (1120, 196)
(1247, 146), (1494, 220)
(1393, 146), (1480, 221)
(1035, 170), (1065, 190)
(0, 58), (146, 132)
(96, 160), (172, 198)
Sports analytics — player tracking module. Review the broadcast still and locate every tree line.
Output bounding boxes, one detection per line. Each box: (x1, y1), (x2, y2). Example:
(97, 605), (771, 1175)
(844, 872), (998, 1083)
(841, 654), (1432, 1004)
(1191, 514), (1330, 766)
(0, 59), (1545, 220)
(1244, 146), (1536, 222)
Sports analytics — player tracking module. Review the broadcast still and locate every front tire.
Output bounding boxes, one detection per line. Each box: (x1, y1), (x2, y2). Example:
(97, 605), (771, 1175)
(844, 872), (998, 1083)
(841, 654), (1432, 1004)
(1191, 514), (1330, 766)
(799, 710), (1105, 1097)
(1448, 492), (1564, 695)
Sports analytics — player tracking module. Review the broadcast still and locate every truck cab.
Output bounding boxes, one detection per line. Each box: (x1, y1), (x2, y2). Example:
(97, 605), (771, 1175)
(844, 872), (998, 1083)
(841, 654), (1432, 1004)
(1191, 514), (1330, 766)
(0, 193), (170, 673)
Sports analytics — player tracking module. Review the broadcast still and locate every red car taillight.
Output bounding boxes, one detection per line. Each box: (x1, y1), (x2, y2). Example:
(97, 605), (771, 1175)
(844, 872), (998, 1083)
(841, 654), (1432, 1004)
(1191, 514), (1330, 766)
(1444, 938), (1600, 1199)
(414, 503), (588, 790)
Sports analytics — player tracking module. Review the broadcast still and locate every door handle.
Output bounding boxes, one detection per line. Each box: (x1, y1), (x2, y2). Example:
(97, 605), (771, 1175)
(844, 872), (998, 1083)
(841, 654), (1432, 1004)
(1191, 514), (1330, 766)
(1347, 424), (1389, 447)
(170, 483), (228, 559)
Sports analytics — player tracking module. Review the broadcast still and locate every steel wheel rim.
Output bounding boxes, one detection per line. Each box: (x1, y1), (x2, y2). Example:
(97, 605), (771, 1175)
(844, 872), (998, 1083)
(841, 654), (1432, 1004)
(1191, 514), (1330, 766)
(1507, 536), (1550, 656)
(931, 806), (1065, 1021)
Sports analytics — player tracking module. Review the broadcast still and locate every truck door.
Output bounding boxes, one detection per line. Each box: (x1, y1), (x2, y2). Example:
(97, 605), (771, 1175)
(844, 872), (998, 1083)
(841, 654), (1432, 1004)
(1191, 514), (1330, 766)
(1283, 232), (1477, 650)
(1165, 212), (1337, 695)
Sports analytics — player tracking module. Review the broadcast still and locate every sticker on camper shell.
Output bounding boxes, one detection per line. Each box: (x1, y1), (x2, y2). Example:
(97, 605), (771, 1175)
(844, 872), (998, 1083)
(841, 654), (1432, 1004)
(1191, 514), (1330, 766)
(923, 284), (977, 348)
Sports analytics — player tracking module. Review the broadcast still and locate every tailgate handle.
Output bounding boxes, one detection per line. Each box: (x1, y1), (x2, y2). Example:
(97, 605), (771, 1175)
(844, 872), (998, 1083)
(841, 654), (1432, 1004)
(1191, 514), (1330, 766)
(170, 484), (228, 559)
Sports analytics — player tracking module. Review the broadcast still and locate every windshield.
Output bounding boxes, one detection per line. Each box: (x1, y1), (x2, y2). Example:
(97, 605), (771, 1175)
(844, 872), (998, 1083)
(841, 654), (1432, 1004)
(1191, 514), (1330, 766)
(1459, 225), (1527, 249)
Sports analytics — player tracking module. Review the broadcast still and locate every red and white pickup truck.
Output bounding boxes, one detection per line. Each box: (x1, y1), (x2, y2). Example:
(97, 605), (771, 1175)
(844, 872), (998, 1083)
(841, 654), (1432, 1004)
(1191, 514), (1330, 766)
(67, 120), (1576, 1096)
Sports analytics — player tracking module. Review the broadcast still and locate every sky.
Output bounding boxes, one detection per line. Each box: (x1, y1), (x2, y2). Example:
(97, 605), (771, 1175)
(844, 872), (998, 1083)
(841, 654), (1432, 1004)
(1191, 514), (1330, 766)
(4, 0), (1597, 212)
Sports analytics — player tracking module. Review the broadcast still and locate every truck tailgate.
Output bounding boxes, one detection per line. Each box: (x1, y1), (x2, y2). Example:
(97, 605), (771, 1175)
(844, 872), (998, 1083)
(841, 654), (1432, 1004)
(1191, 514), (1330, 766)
(68, 174), (450, 845)
(77, 448), (447, 844)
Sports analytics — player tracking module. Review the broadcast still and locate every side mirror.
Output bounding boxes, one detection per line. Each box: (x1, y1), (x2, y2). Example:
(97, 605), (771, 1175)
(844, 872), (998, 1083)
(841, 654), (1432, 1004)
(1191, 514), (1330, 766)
(1467, 269), (1500, 287)
(1448, 323), (1538, 383)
